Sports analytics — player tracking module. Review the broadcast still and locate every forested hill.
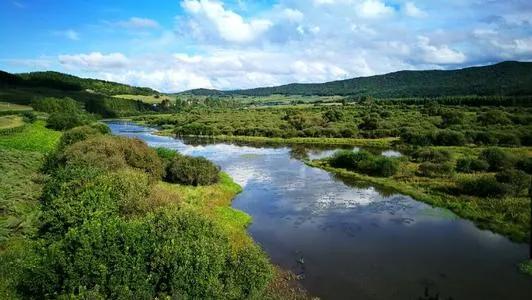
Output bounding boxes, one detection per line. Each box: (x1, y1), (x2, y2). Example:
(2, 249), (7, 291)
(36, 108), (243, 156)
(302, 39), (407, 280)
(0, 70), (158, 117)
(184, 61), (532, 97)
(0, 70), (157, 96)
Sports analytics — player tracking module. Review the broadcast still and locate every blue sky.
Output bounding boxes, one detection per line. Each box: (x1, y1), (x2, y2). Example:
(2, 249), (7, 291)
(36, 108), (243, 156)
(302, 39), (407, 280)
(1, 0), (531, 92)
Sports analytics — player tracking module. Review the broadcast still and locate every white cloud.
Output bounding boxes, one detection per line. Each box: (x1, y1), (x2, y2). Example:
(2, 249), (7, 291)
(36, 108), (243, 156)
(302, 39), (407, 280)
(54, 29), (80, 41)
(114, 17), (159, 29)
(417, 36), (466, 64)
(404, 2), (427, 18)
(357, 0), (394, 18)
(59, 52), (129, 70)
(282, 8), (304, 23)
(180, 0), (272, 43)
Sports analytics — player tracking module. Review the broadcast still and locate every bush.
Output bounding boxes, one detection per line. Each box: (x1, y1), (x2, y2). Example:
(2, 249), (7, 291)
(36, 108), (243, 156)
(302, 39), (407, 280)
(477, 110), (511, 126)
(358, 114), (380, 130)
(479, 148), (515, 171)
(165, 155), (220, 186)
(494, 132), (521, 147)
(22, 209), (272, 299)
(400, 130), (432, 146)
(439, 109), (464, 128)
(411, 148), (452, 163)
(330, 150), (398, 177)
(433, 130), (466, 146)
(456, 158), (489, 173)
(418, 162), (454, 178)
(21, 111), (37, 123)
(330, 150), (371, 169)
(516, 157), (532, 174)
(469, 131), (498, 146)
(459, 176), (509, 198)
(57, 124), (110, 150)
(46, 112), (94, 130)
(495, 169), (530, 196)
(58, 135), (164, 180)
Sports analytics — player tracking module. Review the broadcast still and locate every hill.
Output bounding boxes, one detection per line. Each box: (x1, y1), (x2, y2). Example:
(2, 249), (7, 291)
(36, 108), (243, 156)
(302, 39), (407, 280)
(0, 71), (158, 117)
(183, 61), (532, 98)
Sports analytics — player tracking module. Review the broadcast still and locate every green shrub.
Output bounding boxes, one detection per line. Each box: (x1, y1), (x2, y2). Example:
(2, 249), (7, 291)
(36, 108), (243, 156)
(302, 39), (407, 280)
(433, 130), (466, 146)
(459, 176), (509, 197)
(156, 147), (178, 163)
(39, 165), (117, 236)
(22, 209), (272, 299)
(21, 111), (37, 123)
(358, 114), (380, 130)
(330, 150), (370, 169)
(58, 136), (164, 180)
(165, 155), (220, 186)
(418, 162), (454, 178)
(46, 112), (94, 131)
(456, 158), (489, 173)
(494, 132), (521, 147)
(57, 124), (108, 150)
(479, 148), (515, 171)
(477, 110), (511, 126)
(495, 169), (530, 196)
(516, 157), (532, 174)
(400, 129), (433, 146)
(411, 148), (452, 163)
(330, 150), (398, 177)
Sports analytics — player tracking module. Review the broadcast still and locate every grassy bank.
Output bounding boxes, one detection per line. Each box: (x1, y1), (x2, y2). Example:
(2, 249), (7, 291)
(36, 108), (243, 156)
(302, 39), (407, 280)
(0, 120), (60, 153)
(307, 158), (530, 243)
(154, 129), (397, 148)
(0, 122), (309, 299)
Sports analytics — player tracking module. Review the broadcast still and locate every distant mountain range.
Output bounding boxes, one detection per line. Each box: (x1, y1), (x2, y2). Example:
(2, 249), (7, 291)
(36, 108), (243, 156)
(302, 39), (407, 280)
(183, 61), (532, 98)
(1, 61), (531, 100)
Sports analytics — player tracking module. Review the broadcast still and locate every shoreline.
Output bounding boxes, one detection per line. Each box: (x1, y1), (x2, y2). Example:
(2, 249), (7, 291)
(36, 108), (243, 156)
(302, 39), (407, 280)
(305, 159), (530, 244)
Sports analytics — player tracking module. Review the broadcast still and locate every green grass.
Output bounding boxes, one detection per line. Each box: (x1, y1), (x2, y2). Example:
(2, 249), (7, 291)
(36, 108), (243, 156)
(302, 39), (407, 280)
(0, 120), (61, 153)
(0, 116), (24, 129)
(0, 102), (32, 112)
(0, 148), (47, 299)
(0, 148), (44, 243)
(307, 158), (531, 242)
(156, 172), (253, 248)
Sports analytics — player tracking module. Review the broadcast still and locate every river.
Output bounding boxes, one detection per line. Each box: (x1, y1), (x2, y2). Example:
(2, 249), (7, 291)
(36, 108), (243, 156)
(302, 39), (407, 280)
(108, 121), (532, 300)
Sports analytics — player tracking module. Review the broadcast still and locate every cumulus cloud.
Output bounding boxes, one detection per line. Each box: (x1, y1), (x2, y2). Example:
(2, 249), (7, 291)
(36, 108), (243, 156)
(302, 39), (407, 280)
(180, 0), (272, 43)
(404, 2), (427, 18)
(29, 0), (531, 92)
(357, 0), (394, 18)
(59, 52), (129, 70)
(417, 36), (466, 64)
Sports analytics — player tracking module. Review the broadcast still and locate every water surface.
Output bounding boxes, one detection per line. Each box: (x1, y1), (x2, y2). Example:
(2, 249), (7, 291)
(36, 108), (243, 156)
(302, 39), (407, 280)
(108, 121), (531, 300)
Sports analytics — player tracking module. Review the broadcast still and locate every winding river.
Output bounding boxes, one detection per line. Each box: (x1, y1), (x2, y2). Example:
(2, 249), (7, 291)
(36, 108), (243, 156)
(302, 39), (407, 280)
(108, 121), (532, 300)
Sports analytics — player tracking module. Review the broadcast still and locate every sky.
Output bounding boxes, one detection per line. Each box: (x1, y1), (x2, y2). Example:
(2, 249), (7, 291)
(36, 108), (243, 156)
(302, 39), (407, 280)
(1, 0), (531, 92)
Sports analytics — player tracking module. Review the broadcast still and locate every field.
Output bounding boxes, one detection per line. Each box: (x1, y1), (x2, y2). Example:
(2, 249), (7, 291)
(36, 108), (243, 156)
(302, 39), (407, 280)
(0, 120), (61, 153)
(0, 116), (24, 129)
(0, 102), (32, 112)
(114, 94), (174, 104)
